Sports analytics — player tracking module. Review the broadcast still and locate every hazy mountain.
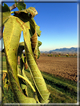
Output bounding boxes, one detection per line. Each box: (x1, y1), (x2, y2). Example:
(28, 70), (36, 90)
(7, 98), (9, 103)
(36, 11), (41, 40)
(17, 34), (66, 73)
(41, 47), (78, 53)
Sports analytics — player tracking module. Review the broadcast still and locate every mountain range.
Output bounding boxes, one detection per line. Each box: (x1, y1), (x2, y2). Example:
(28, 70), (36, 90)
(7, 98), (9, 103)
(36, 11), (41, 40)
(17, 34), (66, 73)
(41, 47), (78, 53)
(1, 47), (79, 54)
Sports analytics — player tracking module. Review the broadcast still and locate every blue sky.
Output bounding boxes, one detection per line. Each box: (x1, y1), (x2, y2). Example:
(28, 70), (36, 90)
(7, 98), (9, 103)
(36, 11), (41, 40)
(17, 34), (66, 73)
(0, 1), (78, 51)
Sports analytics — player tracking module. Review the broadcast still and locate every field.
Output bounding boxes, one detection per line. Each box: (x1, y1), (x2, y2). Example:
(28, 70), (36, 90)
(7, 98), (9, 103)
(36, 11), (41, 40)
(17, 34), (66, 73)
(37, 55), (77, 82)
(2, 54), (77, 104)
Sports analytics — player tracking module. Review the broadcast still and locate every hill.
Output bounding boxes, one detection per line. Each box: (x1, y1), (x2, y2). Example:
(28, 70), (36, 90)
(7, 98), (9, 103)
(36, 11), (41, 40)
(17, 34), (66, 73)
(41, 47), (78, 53)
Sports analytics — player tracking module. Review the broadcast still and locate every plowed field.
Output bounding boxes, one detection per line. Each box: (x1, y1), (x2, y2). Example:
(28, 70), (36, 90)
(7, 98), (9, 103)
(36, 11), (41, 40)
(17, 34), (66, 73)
(37, 55), (77, 82)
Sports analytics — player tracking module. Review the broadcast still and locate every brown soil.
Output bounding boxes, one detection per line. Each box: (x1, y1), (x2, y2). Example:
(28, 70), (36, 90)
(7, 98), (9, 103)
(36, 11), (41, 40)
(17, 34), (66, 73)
(37, 55), (77, 82)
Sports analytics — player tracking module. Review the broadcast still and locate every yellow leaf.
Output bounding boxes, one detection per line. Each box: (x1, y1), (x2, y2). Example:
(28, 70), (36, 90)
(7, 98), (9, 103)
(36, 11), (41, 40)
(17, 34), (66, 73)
(3, 15), (36, 103)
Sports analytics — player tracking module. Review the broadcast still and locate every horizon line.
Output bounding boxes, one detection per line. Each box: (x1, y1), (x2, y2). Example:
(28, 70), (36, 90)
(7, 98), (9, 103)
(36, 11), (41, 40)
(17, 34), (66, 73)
(40, 46), (78, 52)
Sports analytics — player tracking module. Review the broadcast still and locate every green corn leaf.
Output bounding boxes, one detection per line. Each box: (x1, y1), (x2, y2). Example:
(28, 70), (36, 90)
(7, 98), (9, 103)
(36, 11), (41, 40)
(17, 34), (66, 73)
(2, 3), (11, 26)
(3, 15), (36, 103)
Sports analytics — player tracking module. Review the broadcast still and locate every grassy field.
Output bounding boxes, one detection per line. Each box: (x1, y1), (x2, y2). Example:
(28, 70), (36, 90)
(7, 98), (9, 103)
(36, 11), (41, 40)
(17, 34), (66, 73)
(2, 55), (77, 103)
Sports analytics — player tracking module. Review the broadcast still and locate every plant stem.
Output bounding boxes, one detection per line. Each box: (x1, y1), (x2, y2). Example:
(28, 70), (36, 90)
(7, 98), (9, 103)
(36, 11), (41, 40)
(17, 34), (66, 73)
(18, 74), (36, 93)
(9, 4), (16, 11)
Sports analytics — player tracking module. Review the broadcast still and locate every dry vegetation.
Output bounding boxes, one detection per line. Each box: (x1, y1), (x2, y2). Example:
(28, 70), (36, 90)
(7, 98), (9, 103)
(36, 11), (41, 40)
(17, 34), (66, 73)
(37, 54), (77, 82)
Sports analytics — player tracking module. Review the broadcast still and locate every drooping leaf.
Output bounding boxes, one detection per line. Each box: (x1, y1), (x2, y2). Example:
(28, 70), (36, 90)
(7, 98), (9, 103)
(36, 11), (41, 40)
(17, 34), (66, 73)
(25, 46), (50, 103)
(26, 7), (38, 18)
(29, 18), (41, 60)
(31, 30), (38, 60)
(29, 18), (41, 37)
(3, 15), (36, 103)
(2, 3), (11, 26)
(22, 22), (50, 103)
(14, 7), (38, 21)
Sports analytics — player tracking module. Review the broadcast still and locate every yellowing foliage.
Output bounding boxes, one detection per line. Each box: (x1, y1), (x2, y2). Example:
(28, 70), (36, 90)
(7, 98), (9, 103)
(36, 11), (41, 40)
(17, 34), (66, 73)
(3, 4), (50, 103)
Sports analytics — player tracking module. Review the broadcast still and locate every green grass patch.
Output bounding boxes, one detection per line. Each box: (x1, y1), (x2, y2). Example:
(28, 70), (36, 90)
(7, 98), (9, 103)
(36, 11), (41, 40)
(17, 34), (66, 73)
(43, 74), (77, 99)
(41, 71), (77, 86)
(47, 85), (77, 103)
